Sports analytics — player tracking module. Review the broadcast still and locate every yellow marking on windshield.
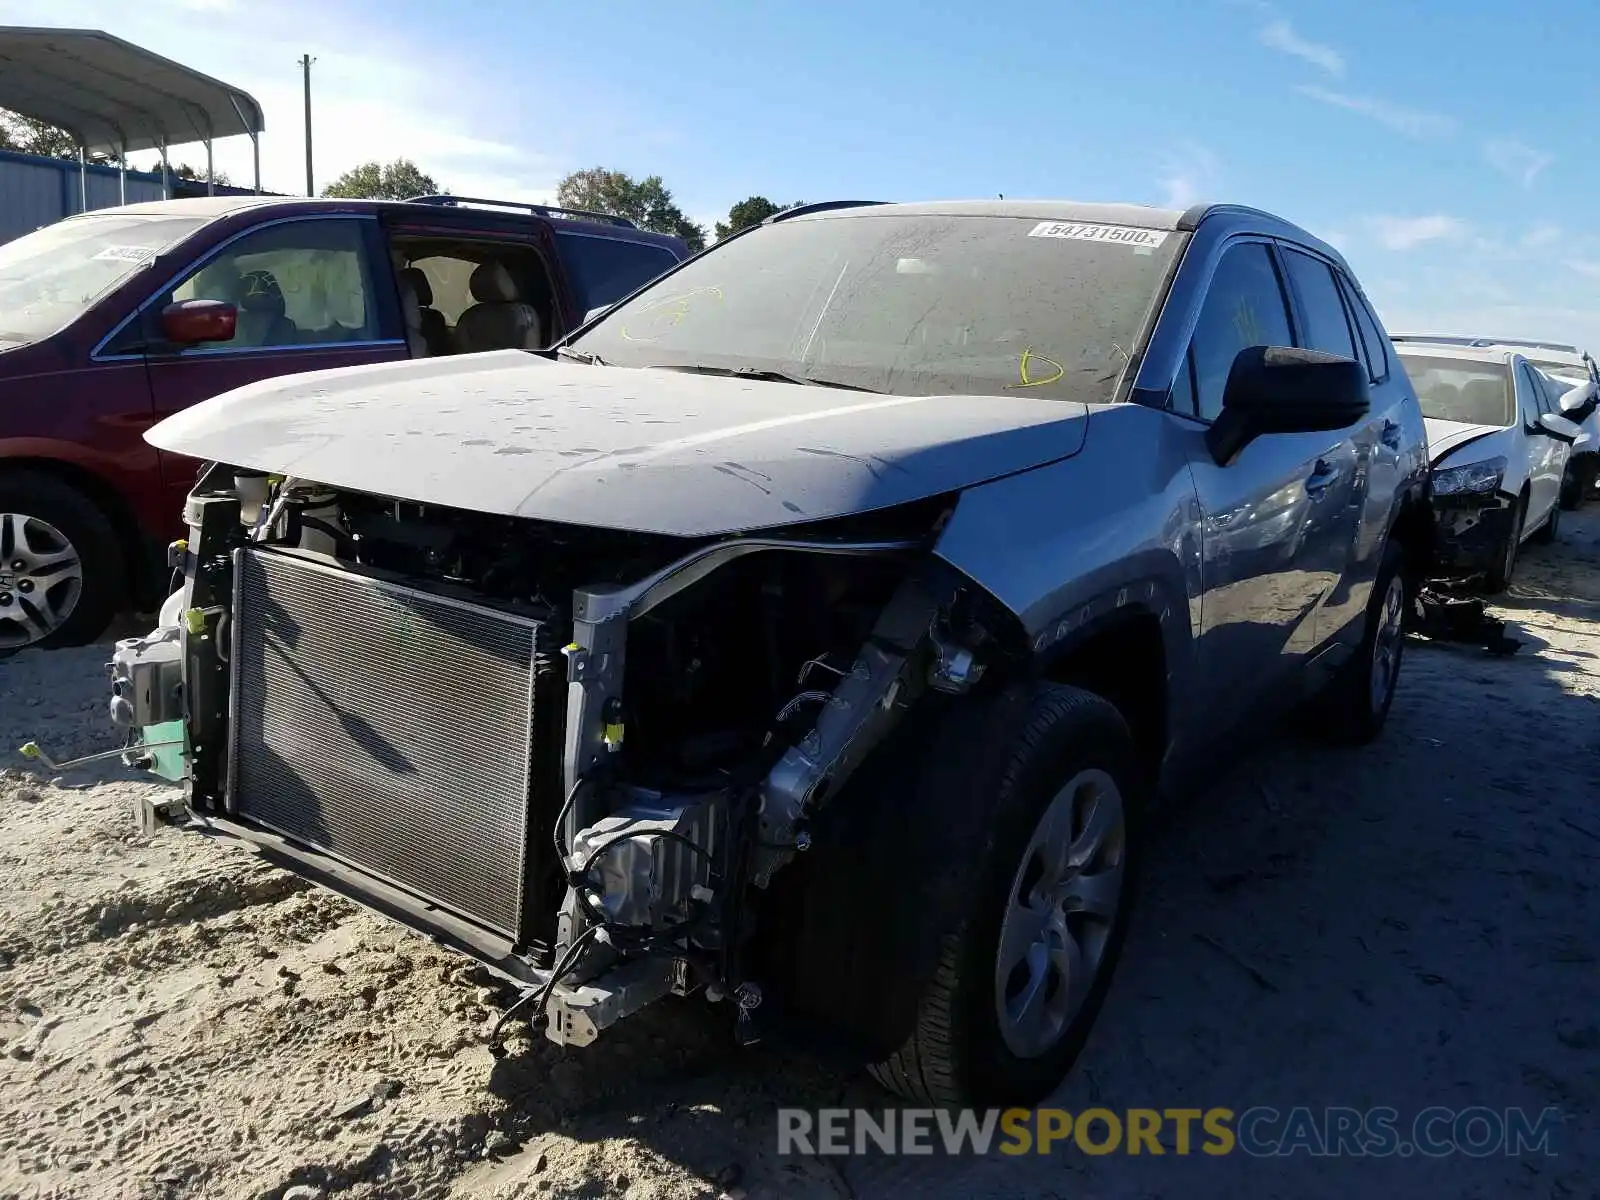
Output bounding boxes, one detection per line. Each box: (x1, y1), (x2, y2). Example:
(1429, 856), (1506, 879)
(1006, 347), (1066, 389)
(620, 285), (725, 342)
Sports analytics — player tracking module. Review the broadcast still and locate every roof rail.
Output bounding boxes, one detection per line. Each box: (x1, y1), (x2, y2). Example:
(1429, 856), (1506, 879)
(1391, 333), (1582, 354)
(766, 200), (889, 223)
(404, 194), (638, 229)
(1469, 337), (1580, 353)
(1389, 334), (1479, 345)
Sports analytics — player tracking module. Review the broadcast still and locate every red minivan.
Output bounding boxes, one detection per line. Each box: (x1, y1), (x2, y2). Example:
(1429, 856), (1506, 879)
(0, 194), (689, 652)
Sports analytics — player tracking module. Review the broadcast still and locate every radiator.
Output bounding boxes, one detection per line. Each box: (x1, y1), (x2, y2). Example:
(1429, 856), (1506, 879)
(227, 546), (558, 941)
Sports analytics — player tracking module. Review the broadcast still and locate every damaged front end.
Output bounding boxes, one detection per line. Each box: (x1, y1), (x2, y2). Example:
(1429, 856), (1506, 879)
(105, 465), (1010, 1051)
(1427, 455), (1516, 582)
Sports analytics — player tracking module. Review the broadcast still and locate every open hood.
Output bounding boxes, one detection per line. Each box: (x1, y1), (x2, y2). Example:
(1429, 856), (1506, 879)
(1425, 417), (1506, 468)
(144, 351), (1092, 537)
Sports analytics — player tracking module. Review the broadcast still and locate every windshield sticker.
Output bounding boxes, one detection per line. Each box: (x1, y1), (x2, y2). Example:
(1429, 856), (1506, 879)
(1027, 221), (1170, 249)
(92, 245), (158, 264)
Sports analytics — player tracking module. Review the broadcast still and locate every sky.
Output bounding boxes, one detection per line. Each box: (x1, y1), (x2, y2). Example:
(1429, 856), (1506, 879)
(8, 0), (1600, 348)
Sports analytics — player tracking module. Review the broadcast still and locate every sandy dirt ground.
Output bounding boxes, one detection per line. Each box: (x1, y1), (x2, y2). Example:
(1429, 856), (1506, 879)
(1, 509), (1597, 1200)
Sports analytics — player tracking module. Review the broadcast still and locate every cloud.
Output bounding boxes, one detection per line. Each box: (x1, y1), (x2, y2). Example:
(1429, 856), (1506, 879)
(1156, 142), (1221, 210)
(1295, 86), (1455, 138)
(1484, 138), (1554, 188)
(1259, 18), (1344, 77)
(1566, 261), (1600, 281)
(10, 0), (563, 200)
(1522, 224), (1562, 250)
(1367, 214), (1468, 251)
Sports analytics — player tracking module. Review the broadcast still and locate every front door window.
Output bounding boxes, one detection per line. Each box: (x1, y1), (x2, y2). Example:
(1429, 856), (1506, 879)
(156, 218), (378, 351)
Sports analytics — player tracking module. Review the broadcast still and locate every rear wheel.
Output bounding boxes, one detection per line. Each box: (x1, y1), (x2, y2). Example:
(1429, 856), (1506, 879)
(867, 684), (1141, 1106)
(1482, 493), (1525, 594)
(0, 472), (124, 652)
(1313, 538), (1407, 746)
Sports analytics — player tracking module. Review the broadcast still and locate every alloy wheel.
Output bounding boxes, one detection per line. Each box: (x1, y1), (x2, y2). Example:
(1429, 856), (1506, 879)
(994, 768), (1127, 1059)
(0, 512), (85, 651)
(1369, 573), (1406, 713)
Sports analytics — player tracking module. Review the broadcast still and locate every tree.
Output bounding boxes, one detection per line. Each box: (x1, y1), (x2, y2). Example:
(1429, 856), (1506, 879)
(714, 196), (801, 242)
(173, 162), (234, 187)
(322, 159), (441, 201)
(556, 167), (706, 253)
(0, 109), (80, 159)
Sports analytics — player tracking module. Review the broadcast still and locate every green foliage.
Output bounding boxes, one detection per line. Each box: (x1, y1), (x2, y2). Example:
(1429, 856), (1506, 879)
(556, 167), (706, 253)
(714, 196), (803, 241)
(322, 159), (442, 201)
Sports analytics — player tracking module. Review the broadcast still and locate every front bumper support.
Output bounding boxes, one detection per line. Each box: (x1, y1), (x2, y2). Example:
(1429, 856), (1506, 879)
(1430, 490), (1516, 578)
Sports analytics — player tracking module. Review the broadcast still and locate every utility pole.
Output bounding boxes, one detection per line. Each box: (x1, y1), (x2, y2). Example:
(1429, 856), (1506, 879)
(301, 53), (316, 197)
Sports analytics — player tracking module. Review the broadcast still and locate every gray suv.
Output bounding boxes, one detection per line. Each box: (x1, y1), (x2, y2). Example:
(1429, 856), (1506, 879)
(101, 199), (1431, 1106)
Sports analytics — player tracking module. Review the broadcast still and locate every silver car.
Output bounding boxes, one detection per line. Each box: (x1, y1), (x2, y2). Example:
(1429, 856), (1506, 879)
(102, 199), (1431, 1106)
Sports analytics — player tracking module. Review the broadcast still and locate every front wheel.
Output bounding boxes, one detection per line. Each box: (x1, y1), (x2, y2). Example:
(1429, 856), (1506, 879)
(0, 472), (125, 653)
(1482, 494), (1525, 594)
(1531, 496), (1560, 545)
(868, 684), (1141, 1106)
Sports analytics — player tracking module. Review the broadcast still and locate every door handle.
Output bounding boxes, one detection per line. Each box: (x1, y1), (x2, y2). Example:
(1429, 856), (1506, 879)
(1380, 419), (1402, 449)
(1304, 459), (1337, 498)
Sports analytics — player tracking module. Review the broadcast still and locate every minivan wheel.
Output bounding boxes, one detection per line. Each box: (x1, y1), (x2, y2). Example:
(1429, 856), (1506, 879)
(0, 472), (124, 652)
(868, 684), (1140, 1106)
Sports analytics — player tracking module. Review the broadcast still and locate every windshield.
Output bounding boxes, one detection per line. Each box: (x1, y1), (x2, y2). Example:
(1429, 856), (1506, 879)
(1526, 358), (1590, 383)
(567, 213), (1183, 401)
(1397, 354), (1514, 426)
(0, 214), (209, 343)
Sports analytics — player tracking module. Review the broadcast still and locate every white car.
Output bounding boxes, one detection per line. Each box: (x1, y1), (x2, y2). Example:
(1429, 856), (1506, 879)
(1394, 336), (1600, 508)
(1392, 341), (1583, 591)
(1515, 352), (1600, 509)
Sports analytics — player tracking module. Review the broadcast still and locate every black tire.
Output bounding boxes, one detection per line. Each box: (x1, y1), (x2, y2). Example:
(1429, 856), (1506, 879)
(1482, 493), (1525, 594)
(1312, 537), (1408, 746)
(867, 683), (1142, 1106)
(0, 470), (125, 652)
(1531, 495), (1560, 545)
(1559, 461), (1584, 511)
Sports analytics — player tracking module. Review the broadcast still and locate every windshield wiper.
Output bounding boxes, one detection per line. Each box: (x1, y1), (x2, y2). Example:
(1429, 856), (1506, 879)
(555, 345), (606, 365)
(647, 363), (882, 393)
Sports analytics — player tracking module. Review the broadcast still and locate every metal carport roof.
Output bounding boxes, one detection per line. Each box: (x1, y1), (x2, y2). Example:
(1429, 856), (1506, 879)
(0, 25), (264, 190)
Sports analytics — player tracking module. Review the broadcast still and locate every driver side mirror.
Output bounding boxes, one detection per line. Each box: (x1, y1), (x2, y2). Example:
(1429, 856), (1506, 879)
(1205, 345), (1371, 466)
(160, 299), (237, 346)
(1558, 381), (1597, 422)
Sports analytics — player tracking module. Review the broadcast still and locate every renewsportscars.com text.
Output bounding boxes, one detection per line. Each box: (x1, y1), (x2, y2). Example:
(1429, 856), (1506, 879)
(777, 1106), (1566, 1158)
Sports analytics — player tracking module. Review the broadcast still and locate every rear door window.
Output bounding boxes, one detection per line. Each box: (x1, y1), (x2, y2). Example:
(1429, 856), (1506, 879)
(1281, 249), (1357, 359)
(1336, 273), (1390, 383)
(554, 230), (681, 315)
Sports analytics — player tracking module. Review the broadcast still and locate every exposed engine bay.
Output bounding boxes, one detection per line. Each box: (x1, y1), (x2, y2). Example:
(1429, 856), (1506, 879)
(107, 467), (1009, 1051)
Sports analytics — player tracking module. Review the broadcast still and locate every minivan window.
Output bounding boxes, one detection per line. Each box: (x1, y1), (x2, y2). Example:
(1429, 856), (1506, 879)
(554, 230), (680, 315)
(0, 214), (208, 343)
(161, 218), (378, 349)
(568, 213), (1182, 402)
(1396, 354), (1513, 426)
